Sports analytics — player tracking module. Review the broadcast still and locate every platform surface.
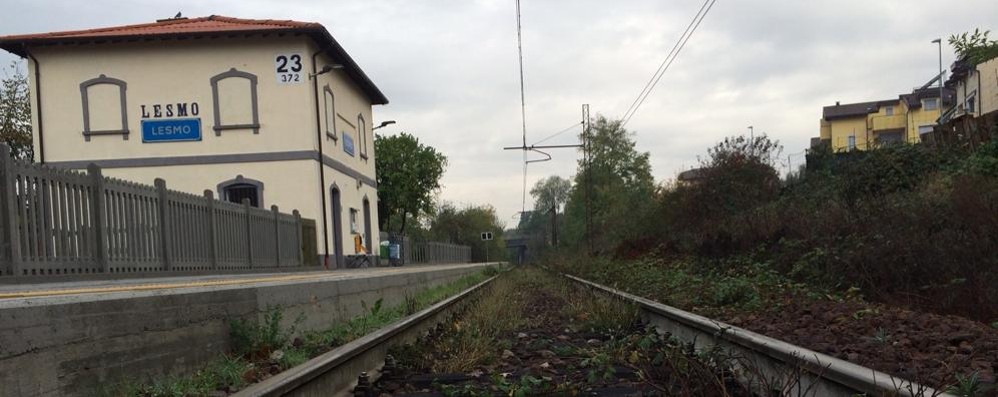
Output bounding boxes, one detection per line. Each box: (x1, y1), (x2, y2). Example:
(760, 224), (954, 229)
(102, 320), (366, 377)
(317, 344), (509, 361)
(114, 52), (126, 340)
(0, 263), (493, 306)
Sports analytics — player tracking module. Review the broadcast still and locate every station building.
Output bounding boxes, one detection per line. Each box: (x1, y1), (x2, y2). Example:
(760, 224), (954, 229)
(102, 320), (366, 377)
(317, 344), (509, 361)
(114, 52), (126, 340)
(0, 15), (389, 267)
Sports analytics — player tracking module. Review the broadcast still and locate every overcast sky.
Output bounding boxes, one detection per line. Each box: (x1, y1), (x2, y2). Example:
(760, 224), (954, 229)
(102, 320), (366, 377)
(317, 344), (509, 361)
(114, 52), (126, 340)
(2, 1), (997, 226)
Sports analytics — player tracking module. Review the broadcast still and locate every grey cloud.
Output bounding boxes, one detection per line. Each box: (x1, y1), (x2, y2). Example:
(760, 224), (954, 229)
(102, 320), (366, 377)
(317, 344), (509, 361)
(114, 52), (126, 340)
(2, 0), (997, 222)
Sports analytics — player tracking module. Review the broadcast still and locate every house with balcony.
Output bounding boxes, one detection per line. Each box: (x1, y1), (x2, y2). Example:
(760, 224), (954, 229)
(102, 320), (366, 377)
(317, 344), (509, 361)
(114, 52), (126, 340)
(817, 77), (954, 152)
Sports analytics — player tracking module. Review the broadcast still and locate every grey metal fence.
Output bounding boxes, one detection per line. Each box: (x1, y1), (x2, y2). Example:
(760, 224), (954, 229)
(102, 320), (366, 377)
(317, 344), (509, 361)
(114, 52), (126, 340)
(0, 146), (307, 277)
(403, 240), (471, 265)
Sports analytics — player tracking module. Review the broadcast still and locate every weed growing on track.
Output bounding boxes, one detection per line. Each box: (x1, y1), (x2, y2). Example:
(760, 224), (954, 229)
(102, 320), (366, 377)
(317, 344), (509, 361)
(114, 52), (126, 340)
(380, 267), (753, 396)
(102, 270), (492, 397)
(552, 255), (817, 318)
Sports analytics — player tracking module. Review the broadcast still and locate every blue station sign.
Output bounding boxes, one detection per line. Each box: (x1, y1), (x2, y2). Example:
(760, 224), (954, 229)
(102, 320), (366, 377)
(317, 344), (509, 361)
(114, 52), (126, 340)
(342, 131), (355, 156)
(141, 118), (202, 143)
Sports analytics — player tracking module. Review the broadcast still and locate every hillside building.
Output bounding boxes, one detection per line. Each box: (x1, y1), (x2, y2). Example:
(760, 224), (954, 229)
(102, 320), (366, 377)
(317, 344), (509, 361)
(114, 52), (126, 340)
(817, 77), (954, 152)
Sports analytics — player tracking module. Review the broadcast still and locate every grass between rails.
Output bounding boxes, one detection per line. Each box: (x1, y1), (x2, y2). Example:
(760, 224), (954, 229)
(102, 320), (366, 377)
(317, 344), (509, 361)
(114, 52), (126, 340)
(378, 267), (751, 396)
(550, 255), (998, 396)
(102, 266), (499, 397)
(550, 254), (827, 319)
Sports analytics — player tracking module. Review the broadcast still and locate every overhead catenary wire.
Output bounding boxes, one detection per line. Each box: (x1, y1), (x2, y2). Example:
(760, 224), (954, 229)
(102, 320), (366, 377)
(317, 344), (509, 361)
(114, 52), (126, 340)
(621, 0), (717, 128)
(619, 0), (710, 123)
(514, 0), (529, 214)
(533, 121), (584, 146)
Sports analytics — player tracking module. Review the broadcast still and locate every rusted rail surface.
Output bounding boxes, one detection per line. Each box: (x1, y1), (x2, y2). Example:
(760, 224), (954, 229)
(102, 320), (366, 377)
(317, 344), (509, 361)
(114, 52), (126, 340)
(565, 274), (954, 397)
(234, 275), (497, 397)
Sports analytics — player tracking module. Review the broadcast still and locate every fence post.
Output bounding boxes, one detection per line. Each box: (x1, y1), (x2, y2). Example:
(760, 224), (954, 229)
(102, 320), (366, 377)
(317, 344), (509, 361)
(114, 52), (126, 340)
(89, 164), (110, 273)
(0, 146), (22, 276)
(204, 190), (218, 269)
(154, 178), (172, 271)
(244, 198), (254, 267)
(293, 210), (302, 266)
(272, 205), (281, 267)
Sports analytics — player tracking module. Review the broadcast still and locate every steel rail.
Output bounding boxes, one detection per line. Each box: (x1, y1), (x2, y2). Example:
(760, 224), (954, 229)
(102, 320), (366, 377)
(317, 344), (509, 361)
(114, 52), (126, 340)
(565, 274), (954, 397)
(235, 275), (497, 397)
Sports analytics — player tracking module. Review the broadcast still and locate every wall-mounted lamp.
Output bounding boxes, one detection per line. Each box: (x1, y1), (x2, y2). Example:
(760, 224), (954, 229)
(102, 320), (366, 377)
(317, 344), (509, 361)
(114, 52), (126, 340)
(372, 120), (396, 131)
(310, 64), (344, 79)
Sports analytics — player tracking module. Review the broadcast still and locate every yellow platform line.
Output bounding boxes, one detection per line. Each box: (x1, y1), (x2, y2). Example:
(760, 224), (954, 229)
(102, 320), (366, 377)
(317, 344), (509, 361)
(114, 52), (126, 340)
(0, 268), (404, 299)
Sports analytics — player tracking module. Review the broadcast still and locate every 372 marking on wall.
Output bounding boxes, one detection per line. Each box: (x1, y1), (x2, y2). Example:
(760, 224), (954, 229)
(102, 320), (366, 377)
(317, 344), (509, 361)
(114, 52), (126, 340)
(275, 53), (303, 84)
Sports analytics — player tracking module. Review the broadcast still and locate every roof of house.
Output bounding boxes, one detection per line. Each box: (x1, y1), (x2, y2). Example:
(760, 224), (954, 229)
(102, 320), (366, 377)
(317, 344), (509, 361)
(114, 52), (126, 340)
(900, 87), (955, 109)
(822, 99), (896, 120)
(677, 167), (708, 182)
(0, 15), (388, 104)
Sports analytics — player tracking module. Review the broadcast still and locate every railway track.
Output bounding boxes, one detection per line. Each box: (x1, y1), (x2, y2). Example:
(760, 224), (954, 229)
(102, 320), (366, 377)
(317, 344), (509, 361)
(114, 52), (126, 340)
(234, 268), (953, 397)
(566, 274), (954, 397)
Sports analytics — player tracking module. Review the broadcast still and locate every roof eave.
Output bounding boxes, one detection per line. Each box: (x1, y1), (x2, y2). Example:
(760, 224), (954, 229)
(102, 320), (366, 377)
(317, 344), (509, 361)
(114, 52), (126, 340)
(305, 27), (389, 105)
(0, 25), (389, 106)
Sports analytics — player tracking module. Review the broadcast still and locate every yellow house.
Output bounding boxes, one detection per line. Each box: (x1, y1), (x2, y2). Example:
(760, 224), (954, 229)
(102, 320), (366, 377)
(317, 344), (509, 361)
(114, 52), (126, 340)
(818, 78), (954, 152)
(0, 15), (389, 268)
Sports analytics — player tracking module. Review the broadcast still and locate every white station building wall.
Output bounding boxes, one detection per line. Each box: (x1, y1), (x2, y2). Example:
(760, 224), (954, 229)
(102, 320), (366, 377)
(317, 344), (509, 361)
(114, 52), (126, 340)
(26, 35), (380, 260)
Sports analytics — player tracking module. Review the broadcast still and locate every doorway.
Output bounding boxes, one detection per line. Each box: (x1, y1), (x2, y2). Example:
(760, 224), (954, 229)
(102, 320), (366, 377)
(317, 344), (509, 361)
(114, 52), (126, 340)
(330, 185), (344, 268)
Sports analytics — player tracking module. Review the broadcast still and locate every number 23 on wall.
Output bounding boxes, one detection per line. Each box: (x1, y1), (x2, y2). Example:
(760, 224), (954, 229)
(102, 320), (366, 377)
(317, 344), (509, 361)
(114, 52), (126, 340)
(275, 53), (303, 84)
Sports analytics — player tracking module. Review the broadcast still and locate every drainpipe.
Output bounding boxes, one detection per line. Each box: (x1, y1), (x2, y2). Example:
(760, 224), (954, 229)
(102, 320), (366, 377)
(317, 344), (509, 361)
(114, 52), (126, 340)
(311, 46), (332, 269)
(978, 69), (983, 117)
(24, 47), (44, 163)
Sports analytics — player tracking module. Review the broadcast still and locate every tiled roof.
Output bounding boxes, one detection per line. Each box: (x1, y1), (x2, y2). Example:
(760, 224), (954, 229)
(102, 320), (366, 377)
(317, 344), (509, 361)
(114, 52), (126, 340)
(901, 87), (955, 109)
(0, 16), (320, 41)
(677, 168), (707, 182)
(0, 15), (388, 105)
(822, 100), (894, 120)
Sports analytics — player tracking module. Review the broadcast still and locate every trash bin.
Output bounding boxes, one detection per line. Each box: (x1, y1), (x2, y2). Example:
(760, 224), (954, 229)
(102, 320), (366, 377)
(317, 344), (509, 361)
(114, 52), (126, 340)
(379, 242), (390, 259)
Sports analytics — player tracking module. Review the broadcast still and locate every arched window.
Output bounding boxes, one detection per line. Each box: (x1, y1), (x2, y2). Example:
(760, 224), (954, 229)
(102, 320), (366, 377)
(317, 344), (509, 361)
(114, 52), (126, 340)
(357, 114), (367, 159)
(80, 74), (129, 141)
(323, 85), (337, 141)
(217, 175), (264, 208)
(210, 68), (260, 135)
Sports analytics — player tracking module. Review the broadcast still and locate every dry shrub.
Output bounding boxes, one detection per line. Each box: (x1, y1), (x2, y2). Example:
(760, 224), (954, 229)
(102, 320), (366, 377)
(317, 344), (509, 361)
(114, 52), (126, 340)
(642, 140), (998, 322)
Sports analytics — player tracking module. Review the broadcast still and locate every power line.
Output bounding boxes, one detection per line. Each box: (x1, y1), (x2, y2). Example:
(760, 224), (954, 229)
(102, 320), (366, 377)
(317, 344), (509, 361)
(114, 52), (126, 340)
(621, 0), (717, 128)
(515, 0), (527, 148)
(514, 0), (529, 214)
(533, 121), (583, 146)
(620, 0), (710, 123)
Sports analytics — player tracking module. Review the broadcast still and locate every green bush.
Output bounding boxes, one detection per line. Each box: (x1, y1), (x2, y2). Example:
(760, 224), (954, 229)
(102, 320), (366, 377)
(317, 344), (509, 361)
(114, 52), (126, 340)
(638, 139), (998, 321)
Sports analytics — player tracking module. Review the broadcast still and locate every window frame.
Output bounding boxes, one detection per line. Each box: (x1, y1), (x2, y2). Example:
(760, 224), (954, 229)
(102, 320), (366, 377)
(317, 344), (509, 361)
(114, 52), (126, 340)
(80, 74), (129, 141)
(323, 85), (338, 142)
(922, 98), (939, 111)
(210, 68), (260, 135)
(216, 175), (265, 208)
(358, 113), (368, 160)
(884, 106), (894, 116)
(349, 208), (359, 234)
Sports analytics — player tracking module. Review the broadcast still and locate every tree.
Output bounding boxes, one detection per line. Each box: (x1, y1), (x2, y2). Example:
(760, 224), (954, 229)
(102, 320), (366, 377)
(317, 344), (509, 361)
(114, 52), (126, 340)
(563, 115), (655, 251)
(0, 61), (32, 161)
(530, 176), (572, 213)
(688, 134), (782, 218)
(949, 29), (998, 65)
(427, 202), (507, 261)
(375, 132), (447, 235)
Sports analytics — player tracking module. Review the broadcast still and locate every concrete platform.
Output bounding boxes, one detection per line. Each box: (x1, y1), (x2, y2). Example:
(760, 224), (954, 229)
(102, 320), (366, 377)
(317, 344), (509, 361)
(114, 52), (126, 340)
(0, 264), (488, 305)
(0, 262), (495, 397)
